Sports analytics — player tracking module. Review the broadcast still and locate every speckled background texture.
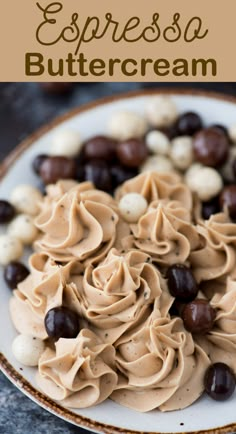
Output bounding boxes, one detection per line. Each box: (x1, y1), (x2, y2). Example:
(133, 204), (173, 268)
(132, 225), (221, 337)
(1, 82), (236, 434)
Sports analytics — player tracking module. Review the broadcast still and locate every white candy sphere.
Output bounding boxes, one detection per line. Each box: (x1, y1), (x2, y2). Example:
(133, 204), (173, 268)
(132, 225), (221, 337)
(188, 167), (223, 201)
(0, 235), (23, 265)
(146, 130), (170, 155)
(8, 214), (38, 245)
(12, 334), (45, 367)
(146, 96), (178, 127)
(220, 146), (236, 183)
(185, 163), (203, 190)
(140, 155), (174, 174)
(50, 129), (82, 157)
(108, 111), (148, 140)
(10, 185), (43, 216)
(228, 124), (236, 144)
(119, 193), (148, 223)
(170, 136), (193, 170)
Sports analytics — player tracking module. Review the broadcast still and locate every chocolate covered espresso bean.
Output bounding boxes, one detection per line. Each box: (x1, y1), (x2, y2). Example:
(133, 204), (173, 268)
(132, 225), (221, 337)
(182, 300), (216, 334)
(40, 156), (77, 184)
(117, 139), (148, 167)
(193, 127), (229, 167)
(84, 136), (117, 161)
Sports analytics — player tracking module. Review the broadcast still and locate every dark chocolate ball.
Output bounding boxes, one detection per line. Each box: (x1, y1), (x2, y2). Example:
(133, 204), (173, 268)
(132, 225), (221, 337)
(39, 83), (73, 95)
(44, 307), (80, 339)
(84, 160), (112, 192)
(176, 112), (203, 136)
(39, 156), (77, 184)
(76, 164), (85, 183)
(167, 264), (198, 303)
(83, 136), (117, 162)
(117, 139), (148, 168)
(211, 124), (229, 139)
(0, 200), (15, 224)
(232, 159), (236, 180)
(169, 300), (184, 317)
(182, 299), (216, 334)
(202, 196), (221, 220)
(32, 154), (48, 175)
(111, 165), (138, 189)
(220, 185), (236, 220)
(193, 127), (229, 167)
(161, 124), (179, 140)
(204, 363), (236, 401)
(4, 261), (30, 290)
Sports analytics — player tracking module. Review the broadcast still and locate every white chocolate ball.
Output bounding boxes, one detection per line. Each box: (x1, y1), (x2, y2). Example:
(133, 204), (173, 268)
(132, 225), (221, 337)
(228, 124), (236, 144)
(119, 193), (148, 223)
(10, 185), (43, 216)
(146, 130), (170, 155)
(12, 334), (45, 367)
(8, 214), (38, 245)
(185, 163), (203, 190)
(140, 155), (174, 174)
(146, 96), (178, 127)
(188, 167), (223, 201)
(0, 235), (23, 265)
(220, 146), (236, 183)
(170, 136), (193, 170)
(108, 111), (148, 141)
(50, 129), (82, 157)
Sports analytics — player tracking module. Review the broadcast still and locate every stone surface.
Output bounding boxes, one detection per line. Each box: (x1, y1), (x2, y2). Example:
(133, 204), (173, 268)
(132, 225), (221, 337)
(1, 82), (236, 434)
(0, 373), (87, 434)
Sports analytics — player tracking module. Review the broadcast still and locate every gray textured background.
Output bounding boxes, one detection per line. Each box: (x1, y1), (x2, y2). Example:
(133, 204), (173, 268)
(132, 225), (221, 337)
(1, 82), (236, 434)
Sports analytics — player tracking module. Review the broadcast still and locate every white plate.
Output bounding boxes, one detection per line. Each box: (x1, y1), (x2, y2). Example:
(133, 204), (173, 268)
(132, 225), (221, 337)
(1, 89), (236, 434)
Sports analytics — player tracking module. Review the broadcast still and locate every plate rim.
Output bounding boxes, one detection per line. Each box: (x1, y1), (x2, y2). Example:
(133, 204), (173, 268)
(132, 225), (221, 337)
(1, 86), (236, 434)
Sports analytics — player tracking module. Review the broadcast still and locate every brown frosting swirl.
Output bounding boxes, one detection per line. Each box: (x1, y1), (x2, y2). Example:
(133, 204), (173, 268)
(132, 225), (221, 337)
(116, 171), (193, 209)
(78, 248), (171, 343)
(123, 200), (199, 265)
(10, 253), (83, 339)
(35, 181), (119, 264)
(196, 277), (236, 373)
(112, 316), (210, 412)
(37, 329), (117, 408)
(190, 213), (236, 282)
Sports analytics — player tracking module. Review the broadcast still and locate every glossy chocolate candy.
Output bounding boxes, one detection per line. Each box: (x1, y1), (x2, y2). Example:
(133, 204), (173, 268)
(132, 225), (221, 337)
(204, 363), (236, 401)
(40, 156), (77, 184)
(176, 112), (203, 136)
(117, 139), (148, 168)
(83, 136), (117, 162)
(220, 185), (236, 220)
(44, 307), (80, 340)
(193, 127), (229, 167)
(0, 200), (15, 224)
(182, 299), (216, 334)
(167, 264), (198, 303)
(4, 261), (30, 290)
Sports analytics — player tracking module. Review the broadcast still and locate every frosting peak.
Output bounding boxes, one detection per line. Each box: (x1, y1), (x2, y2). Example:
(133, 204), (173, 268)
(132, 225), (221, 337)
(35, 181), (119, 264)
(112, 316), (210, 412)
(79, 248), (169, 343)
(37, 329), (118, 408)
(124, 200), (199, 265)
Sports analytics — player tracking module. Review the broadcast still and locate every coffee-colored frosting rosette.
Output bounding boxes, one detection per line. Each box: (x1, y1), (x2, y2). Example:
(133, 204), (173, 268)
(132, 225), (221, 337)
(116, 171), (193, 209)
(10, 252), (84, 339)
(8, 171), (236, 412)
(37, 329), (118, 408)
(196, 277), (236, 373)
(77, 248), (172, 343)
(112, 313), (210, 412)
(34, 181), (120, 264)
(190, 213), (236, 282)
(123, 199), (199, 265)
